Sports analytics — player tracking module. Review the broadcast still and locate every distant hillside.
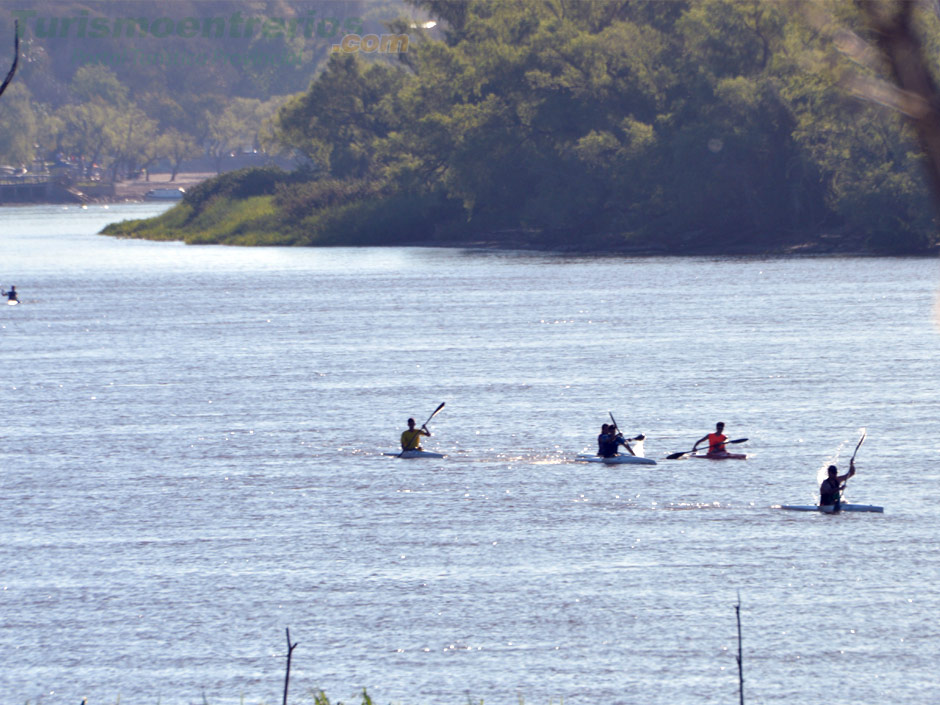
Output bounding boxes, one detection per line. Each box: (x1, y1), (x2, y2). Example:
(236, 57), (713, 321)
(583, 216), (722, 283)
(2, 1), (378, 102)
(0, 0), (415, 177)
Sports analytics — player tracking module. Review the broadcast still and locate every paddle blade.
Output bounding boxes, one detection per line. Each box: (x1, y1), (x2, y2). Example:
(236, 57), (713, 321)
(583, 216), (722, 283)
(728, 438), (748, 444)
(422, 402), (445, 427)
(631, 436), (646, 458)
(850, 428), (866, 462)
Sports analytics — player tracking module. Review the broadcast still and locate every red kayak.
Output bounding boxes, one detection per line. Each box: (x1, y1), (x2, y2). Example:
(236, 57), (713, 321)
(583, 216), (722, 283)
(689, 452), (747, 460)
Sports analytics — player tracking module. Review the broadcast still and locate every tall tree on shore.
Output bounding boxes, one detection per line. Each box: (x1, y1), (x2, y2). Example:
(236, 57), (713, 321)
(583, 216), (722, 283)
(0, 84), (38, 164)
(274, 53), (408, 178)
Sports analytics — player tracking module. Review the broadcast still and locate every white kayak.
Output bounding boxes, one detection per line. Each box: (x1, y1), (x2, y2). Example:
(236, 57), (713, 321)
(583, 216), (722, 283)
(775, 503), (884, 513)
(6, 299), (18, 306)
(384, 450), (445, 459)
(575, 454), (657, 466)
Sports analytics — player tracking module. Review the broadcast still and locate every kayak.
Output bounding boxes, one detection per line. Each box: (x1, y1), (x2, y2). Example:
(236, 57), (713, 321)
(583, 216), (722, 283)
(575, 454), (657, 466)
(689, 452), (747, 460)
(383, 450), (445, 459)
(6, 299), (17, 306)
(775, 503), (884, 513)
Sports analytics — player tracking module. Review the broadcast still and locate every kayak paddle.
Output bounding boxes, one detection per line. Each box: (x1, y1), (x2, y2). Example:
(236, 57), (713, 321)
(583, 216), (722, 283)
(609, 411), (637, 456)
(839, 428), (866, 499)
(609, 413), (645, 444)
(398, 402), (445, 457)
(850, 428), (866, 463)
(666, 438), (748, 460)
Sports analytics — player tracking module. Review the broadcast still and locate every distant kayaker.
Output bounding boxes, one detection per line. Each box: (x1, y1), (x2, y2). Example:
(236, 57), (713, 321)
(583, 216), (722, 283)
(2, 286), (18, 302)
(400, 417), (430, 451)
(692, 422), (727, 457)
(820, 461), (855, 509)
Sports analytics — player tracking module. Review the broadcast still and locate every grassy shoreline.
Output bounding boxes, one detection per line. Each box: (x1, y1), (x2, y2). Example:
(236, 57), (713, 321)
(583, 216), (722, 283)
(100, 194), (922, 256)
(99, 167), (938, 256)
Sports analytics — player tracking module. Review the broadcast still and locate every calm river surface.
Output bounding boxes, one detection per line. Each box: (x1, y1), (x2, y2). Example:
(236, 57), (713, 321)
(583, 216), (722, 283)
(2, 204), (939, 705)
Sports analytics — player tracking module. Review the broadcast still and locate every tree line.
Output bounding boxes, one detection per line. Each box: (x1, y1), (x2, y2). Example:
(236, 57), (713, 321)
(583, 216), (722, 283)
(107, 0), (940, 253)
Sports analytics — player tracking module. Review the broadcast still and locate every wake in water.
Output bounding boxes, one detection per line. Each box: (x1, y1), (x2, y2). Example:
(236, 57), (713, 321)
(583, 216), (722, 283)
(816, 441), (846, 487)
(815, 427), (867, 496)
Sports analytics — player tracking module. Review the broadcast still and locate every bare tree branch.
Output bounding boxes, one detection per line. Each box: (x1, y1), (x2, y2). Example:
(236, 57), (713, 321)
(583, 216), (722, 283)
(0, 20), (19, 101)
(283, 627), (299, 705)
(858, 0), (940, 198)
(805, 1), (940, 208)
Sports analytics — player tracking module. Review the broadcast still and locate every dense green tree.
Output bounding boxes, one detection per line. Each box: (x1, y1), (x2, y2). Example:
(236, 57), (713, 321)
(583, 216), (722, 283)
(0, 83), (37, 165)
(161, 128), (202, 181)
(275, 53), (408, 178)
(107, 105), (160, 181)
(111, 0), (940, 253)
(69, 65), (129, 107)
(205, 96), (287, 173)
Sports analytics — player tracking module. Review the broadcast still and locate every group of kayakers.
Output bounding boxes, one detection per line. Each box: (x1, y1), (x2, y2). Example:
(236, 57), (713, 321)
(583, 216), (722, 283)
(398, 414), (857, 510)
(595, 421), (730, 459)
(400, 418), (733, 459)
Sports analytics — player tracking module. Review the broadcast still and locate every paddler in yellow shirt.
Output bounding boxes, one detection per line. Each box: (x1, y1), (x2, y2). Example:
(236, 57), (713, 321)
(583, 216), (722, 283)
(400, 417), (431, 451)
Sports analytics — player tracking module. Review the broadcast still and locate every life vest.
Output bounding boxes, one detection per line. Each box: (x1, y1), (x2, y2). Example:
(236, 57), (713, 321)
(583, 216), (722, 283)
(707, 432), (727, 454)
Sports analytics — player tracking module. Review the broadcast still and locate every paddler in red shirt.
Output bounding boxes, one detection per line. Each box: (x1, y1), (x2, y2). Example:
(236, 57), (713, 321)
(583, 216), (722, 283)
(692, 422), (728, 457)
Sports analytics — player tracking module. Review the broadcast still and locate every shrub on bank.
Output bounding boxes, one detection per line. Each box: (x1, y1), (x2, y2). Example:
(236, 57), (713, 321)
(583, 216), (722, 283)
(294, 191), (458, 246)
(183, 166), (293, 210)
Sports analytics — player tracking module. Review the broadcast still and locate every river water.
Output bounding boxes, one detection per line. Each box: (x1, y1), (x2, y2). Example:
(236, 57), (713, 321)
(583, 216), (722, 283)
(1, 204), (938, 705)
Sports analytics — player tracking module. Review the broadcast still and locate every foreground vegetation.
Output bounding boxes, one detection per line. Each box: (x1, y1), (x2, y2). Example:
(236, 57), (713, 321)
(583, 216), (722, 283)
(103, 0), (940, 254)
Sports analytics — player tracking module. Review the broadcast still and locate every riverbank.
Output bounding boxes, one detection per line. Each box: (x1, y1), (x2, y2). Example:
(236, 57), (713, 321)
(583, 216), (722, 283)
(95, 167), (940, 255)
(100, 192), (922, 256)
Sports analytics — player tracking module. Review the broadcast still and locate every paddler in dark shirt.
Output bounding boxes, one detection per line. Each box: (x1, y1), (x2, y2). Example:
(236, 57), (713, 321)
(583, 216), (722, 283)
(400, 417), (430, 451)
(597, 424), (612, 455)
(692, 421), (727, 456)
(2, 285), (18, 302)
(597, 424), (635, 458)
(820, 461), (855, 508)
